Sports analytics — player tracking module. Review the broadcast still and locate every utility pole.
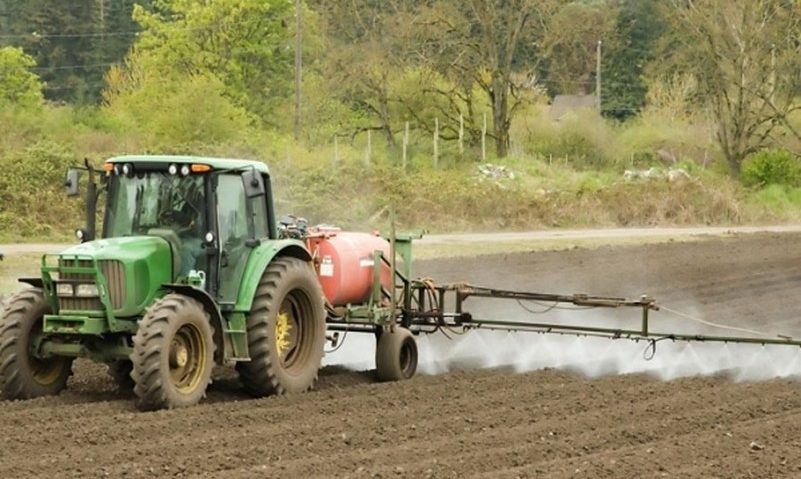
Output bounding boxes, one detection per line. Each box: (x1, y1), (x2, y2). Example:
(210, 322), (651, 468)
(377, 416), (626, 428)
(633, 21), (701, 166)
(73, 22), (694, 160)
(293, 0), (302, 141)
(596, 40), (602, 113)
(433, 117), (439, 169)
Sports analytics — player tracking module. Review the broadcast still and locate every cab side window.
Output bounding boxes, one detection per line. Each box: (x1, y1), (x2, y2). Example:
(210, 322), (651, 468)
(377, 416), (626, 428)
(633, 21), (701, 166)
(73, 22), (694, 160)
(215, 173), (269, 301)
(217, 175), (248, 245)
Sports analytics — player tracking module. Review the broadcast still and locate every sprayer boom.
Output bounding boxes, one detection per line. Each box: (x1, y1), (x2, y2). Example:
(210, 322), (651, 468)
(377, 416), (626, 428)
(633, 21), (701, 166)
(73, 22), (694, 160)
(322, 232), (801, 385)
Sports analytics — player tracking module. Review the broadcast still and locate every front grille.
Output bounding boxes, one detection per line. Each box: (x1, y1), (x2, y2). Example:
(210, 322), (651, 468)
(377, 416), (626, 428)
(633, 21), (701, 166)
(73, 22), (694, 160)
(59, 295), (103, 312)
(58, 259), (126, 311)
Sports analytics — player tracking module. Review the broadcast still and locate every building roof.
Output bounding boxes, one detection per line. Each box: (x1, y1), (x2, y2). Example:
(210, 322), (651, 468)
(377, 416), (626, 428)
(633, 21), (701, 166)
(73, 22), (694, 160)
(549, 94), (598, 121)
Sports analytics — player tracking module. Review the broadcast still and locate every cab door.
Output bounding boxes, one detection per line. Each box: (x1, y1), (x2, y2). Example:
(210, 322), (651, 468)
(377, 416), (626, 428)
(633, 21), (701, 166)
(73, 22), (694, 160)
(215, 173), (269, 303)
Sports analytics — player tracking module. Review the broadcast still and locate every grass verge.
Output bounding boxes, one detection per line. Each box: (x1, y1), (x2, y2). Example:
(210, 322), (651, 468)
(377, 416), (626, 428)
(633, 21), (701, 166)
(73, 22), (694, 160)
(0, 253), (42, 295)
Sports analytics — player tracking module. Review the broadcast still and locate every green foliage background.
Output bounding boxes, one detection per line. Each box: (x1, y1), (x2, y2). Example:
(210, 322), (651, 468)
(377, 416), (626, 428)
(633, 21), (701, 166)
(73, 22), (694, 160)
(1, 0), (801, 241)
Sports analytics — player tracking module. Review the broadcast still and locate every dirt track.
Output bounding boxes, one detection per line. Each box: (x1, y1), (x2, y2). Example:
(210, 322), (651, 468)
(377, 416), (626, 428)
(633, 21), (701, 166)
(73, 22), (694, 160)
(3, 233), (801, 478)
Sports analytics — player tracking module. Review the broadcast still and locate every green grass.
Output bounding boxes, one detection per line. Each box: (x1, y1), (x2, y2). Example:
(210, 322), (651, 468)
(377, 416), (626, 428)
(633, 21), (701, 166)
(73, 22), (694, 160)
(2, 103), (801, 241)
(0, 253), (42, 295)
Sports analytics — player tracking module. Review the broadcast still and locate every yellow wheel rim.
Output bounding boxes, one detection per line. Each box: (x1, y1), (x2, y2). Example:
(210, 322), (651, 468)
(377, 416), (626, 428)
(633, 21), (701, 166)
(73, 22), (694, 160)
(169, 323), (208, 394)
(275, 311), (292, 358)
(30, 320), (67, 386)
(31, 357), (66, 385)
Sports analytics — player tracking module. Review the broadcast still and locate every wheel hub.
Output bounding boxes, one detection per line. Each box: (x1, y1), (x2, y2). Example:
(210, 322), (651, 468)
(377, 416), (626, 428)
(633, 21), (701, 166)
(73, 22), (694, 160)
(29, 323), (67, 386)
(275, 311), (292, 357)
(170, 341), (189, 368)
(168, 324), (208, 394)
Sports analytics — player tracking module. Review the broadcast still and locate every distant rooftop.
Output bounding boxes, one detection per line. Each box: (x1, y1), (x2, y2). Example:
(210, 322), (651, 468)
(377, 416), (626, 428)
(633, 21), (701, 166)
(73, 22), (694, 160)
(549, 94), (598, 121)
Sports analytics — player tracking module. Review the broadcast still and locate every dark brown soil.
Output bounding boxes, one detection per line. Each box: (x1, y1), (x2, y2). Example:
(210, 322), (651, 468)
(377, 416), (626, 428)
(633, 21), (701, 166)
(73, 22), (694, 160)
(3, 233), (801, 478)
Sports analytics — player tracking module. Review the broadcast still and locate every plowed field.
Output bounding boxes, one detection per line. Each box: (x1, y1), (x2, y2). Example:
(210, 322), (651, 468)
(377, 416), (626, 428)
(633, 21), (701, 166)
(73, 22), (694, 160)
(2, 233), (801, 478)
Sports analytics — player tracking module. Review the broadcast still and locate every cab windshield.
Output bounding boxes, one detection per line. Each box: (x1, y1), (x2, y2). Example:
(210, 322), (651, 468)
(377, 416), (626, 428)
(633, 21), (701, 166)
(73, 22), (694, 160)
(104, 171), (206, 240)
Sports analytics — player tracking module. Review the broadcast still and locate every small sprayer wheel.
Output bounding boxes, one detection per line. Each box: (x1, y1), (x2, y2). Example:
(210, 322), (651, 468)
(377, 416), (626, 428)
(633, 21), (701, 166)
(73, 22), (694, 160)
(375, 327), (418, 381)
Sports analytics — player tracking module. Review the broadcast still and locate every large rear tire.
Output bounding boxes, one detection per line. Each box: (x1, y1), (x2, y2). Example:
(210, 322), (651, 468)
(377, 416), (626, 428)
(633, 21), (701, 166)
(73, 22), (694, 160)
(237, 257), (326, 396)
(375, 327), (418, 381)
(0, 288), (73, 399)
(131, 294), (215, 410)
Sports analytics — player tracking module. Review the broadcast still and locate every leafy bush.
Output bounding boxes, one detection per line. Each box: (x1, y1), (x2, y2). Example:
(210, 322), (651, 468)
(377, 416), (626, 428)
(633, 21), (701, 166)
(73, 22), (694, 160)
(104, 72), (255, 150)
(511, 105), (617, 170)
(0, 46), (43, 108)
(0, 142), (81, 239)
(741, 149), (801, 188)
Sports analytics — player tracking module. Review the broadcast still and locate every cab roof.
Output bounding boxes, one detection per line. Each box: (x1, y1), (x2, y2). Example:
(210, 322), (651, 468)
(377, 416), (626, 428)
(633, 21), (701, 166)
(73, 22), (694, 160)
(107, 155), (270, 175)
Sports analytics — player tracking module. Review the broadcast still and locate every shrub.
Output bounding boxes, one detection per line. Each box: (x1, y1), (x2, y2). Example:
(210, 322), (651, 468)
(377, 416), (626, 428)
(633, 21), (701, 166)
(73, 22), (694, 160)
(0, 142), (82, 238)
(0, 46), (44, 108)
(741, 149), (801, 188)
(104, 71), (255, 149)
(511, 106), (617, 170)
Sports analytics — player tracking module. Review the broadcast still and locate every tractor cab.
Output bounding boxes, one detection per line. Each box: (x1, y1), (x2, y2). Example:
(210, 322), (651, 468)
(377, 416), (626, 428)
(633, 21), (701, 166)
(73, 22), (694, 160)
(106, 166), (208, 278)
(74, 156), (275, 303)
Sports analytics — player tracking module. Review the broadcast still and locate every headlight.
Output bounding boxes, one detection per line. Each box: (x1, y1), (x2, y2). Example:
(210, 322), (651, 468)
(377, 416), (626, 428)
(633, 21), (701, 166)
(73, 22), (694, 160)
(56, 283), (74, 296)
(75, 284), (100, 297)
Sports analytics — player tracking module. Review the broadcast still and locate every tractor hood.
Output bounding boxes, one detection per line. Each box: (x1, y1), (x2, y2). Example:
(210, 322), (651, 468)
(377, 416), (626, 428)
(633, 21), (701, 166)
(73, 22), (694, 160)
(52, 236), (174, 317)
(60, 236), (172, 263)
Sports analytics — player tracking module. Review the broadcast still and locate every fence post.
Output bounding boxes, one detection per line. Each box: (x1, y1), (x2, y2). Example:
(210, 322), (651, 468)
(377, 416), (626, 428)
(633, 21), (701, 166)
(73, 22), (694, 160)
(459, 114), (464, 155)
(365, 130), (372, 166)
(402, 121), (409, 171)
(481, 113), (487, 162)
(433, 117), (439, 169)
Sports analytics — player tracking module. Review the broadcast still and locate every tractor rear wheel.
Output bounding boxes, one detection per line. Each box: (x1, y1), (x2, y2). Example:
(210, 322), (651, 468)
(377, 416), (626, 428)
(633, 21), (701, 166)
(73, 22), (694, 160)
(0, 288), (73, 399)
(237, 257), (326, 396)
(131, 294), (214, 410)
(375, 327), (418, 381)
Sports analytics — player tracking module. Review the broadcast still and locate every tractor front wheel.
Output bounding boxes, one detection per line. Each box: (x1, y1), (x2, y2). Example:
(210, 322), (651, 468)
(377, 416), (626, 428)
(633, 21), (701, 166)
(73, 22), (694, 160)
(0, 288), (73, 399)
(131, 294), (214, 410)
(375, 327), (418, 381)
(237, 257), (326, 396)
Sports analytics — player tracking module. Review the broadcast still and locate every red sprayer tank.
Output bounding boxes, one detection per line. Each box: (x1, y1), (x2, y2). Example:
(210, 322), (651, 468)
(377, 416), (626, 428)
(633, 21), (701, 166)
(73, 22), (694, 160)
(305, 228), (392, 306)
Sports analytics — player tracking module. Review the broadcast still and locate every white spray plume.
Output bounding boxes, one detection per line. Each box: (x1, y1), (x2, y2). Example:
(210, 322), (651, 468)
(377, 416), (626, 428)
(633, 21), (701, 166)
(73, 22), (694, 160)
(323, 306), (801, 382)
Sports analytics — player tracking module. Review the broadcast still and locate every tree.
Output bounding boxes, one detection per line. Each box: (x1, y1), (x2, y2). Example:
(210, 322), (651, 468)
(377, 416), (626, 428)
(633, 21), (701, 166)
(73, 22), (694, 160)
(0, 0), (146, 103)
(104, 64), (254, 147)
(602, 0), (665, 120)
(541, 1), (618, 96)
(129, 0), (294, 125)
(0, 46), (43, 107)
(314, 1), (408, 147)
(410, 0), (561, 158)
(668, 0), (801, 176)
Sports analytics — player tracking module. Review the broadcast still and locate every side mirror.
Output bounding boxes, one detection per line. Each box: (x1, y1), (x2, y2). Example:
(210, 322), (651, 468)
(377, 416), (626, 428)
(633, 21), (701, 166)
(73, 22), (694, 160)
(242, 169), (265, 198)
(65, 169), (80, 197)
(75, 228), (89, 243)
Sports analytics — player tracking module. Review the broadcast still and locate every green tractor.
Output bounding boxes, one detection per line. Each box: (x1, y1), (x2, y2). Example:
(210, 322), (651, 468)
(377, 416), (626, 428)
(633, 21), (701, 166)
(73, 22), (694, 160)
(0, 156), (328, 410)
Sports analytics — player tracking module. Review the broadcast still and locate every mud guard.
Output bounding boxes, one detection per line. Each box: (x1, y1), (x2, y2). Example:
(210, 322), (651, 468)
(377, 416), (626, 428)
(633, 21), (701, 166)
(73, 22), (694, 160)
(18, 278), (44, 288)
(233, 239), (313, 312)
(162, 283), (231, 363)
